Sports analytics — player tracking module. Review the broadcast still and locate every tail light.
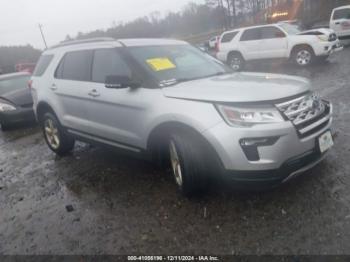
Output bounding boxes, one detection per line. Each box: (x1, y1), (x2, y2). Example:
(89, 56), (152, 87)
(215, 41), (220, 53)
(28, 80), (33, 89)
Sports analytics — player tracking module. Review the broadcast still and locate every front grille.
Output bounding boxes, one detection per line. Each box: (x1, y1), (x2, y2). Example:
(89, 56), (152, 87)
(329, 33), (337, 42)
(275, 94), (331, 138)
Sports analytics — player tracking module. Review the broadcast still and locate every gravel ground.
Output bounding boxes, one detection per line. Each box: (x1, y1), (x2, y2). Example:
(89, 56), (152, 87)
(0, 48), (350, 255)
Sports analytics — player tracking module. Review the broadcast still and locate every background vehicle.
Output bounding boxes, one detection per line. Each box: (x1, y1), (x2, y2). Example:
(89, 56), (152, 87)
(31, 38), (333, 196)
(330, 5), (350, 43)
(208, 36), (219, 49)
(216, 23), (342, 71)
(0, 72), (35, 131)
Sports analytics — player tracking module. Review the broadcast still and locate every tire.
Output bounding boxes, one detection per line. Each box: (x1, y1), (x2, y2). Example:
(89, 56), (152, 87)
(227, 52), (245, 71)
(292, 46), (315, 66)
(168, 131), (209, 196)
(42, 112), (75, 156)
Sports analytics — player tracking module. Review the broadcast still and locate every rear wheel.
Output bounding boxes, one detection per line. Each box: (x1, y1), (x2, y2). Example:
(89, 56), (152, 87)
(168, 131), (209, 196)
(42, 112), (75, 156)
(227, 52), (245, 71)
(292, 46), (315, 66)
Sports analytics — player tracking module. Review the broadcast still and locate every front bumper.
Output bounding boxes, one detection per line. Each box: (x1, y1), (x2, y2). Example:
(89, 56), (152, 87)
(0, 107), (35, 126)
(223, 149), (328, 190)
(202, 104), (333, 188)
(313, 40), (343, 56)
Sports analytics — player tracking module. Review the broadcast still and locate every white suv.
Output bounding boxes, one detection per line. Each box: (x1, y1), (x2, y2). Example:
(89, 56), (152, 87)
(216, 23), (342, 71)
(330, 5), (350, 44)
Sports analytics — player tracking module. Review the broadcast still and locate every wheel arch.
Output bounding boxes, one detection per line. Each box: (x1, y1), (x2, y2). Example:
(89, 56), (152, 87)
(289, 44), (315, 58)
(36, 101), (57, 124)
(147, 121), (224, 172)
(227, 50), (245, 62)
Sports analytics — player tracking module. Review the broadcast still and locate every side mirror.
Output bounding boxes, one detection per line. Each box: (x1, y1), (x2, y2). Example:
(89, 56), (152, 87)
(105, 75), (140, 89)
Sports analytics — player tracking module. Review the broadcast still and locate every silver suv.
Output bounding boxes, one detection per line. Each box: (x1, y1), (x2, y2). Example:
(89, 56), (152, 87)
(31, 38), (334, 196)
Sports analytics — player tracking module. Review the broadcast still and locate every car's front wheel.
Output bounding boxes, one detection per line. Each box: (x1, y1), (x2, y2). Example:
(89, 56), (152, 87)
(292, 46), (315, 66)
(42, 112), (75, 156)
(168, 132), (208, 196)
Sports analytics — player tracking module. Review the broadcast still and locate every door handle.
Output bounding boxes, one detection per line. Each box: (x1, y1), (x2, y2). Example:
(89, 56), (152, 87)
(335, 22), (340, 25)
(50, 84), (57, 91)
(88, 89), (100, 97)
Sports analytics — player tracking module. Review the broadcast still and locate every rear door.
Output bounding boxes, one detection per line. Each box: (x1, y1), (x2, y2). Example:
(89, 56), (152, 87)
(53, 49), (95, 132)
(258, 26), (288, 59)
(239, 28), (263, 60)
(330, 7), (350, 39)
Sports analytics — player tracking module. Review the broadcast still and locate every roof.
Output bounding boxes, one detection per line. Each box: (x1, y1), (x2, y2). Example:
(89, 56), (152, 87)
(0, 72), (31, 80)
(333, 5), (350, 11)
(48, 37), (187, 51)
(221, 23), (280, 34)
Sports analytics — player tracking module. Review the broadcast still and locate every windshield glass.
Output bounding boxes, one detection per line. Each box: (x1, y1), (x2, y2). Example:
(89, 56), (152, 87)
(127, 44), (230, 86)
(278, 23), (301, 35)
(0, 75), (30, 96)
(333, 8), (350, 20)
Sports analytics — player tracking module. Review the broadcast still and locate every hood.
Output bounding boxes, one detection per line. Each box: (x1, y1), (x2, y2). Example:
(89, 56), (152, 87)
(0, 88), (33, 107)
(298, 28), (334, 36)
(162, 72), (310, 103)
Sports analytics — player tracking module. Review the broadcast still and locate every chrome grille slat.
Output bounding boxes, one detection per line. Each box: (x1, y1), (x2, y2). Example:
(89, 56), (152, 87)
(298, 115), (331, 134)
(275, 94), (331, 138)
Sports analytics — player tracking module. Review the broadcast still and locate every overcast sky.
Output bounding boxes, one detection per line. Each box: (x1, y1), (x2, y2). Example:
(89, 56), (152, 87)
(1, 0), (203, 49)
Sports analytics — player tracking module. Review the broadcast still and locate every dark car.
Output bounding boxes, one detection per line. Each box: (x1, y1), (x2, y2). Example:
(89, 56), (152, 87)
(0, 72), (35, 131)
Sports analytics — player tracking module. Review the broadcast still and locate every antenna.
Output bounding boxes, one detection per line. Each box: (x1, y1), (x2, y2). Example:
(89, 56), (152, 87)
(38, 24), (48, 49)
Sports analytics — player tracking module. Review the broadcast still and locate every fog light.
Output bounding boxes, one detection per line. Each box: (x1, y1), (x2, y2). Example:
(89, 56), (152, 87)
(239, 137), (279, 161)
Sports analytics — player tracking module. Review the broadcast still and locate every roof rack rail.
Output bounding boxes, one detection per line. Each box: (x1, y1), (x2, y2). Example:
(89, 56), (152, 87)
(50, 37), (116, 49)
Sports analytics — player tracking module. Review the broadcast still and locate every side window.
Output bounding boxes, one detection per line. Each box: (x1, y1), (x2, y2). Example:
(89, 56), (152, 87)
(92, 49), (132, 83)
(33, 55), (54, 76)
(221, 31), (238, 43)
(58, 50), (93, 81)
(260, 26), (285, 39)
(333, 8), (350, 20)
(240, 28), (261, 41)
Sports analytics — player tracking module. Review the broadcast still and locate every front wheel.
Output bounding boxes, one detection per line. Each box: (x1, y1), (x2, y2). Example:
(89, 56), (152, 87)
(168, 132), (209, 196)
(292, 46), (315, 66)
(42, 112), (75, 156)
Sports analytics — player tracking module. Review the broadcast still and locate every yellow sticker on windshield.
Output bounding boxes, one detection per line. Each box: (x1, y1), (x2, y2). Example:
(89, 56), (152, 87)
(146, 57), (176, 71)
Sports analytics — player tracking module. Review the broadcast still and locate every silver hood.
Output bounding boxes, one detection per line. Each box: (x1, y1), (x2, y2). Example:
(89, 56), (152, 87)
(162, 72), (311, 103)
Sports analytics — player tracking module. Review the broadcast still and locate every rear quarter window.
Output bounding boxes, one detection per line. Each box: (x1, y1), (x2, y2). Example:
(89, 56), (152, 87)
(221, 31), (238, 43)
(33, 55), (54, 76)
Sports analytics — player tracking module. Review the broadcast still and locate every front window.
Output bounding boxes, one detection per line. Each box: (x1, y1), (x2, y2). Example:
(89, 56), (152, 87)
(0, 75), (30, 96)
(278, 23), (301, 35)
(127, 44), (230, 86)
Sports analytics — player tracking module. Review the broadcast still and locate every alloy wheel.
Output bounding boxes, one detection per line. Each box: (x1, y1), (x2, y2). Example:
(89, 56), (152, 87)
(296, 50), (311, 65)
(44, 118), (60, 150)
(169, 140), (183, 187)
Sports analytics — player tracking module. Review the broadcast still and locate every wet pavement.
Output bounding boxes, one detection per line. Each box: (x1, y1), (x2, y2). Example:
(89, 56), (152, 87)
(1, 49), (350, 255)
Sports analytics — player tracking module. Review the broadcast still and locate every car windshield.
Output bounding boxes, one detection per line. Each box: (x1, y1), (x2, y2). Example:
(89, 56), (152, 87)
(127, 44), (230, 86)
(278, 23), (302, 35)
(333, 8), (350, 20)
(0, 75), (30, 96)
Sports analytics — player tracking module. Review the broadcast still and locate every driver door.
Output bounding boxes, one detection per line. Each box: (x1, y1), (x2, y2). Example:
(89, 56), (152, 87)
(85, 48), (149, 149)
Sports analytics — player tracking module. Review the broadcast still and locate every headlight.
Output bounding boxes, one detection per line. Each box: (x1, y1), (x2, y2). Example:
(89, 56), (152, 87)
(0, 103), (16, 112)
(216, 104), (284, 127)
(317, 35), (328, 42)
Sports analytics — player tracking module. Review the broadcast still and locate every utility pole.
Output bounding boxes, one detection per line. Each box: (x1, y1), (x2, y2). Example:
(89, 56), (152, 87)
(38, 24), (48, 49)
